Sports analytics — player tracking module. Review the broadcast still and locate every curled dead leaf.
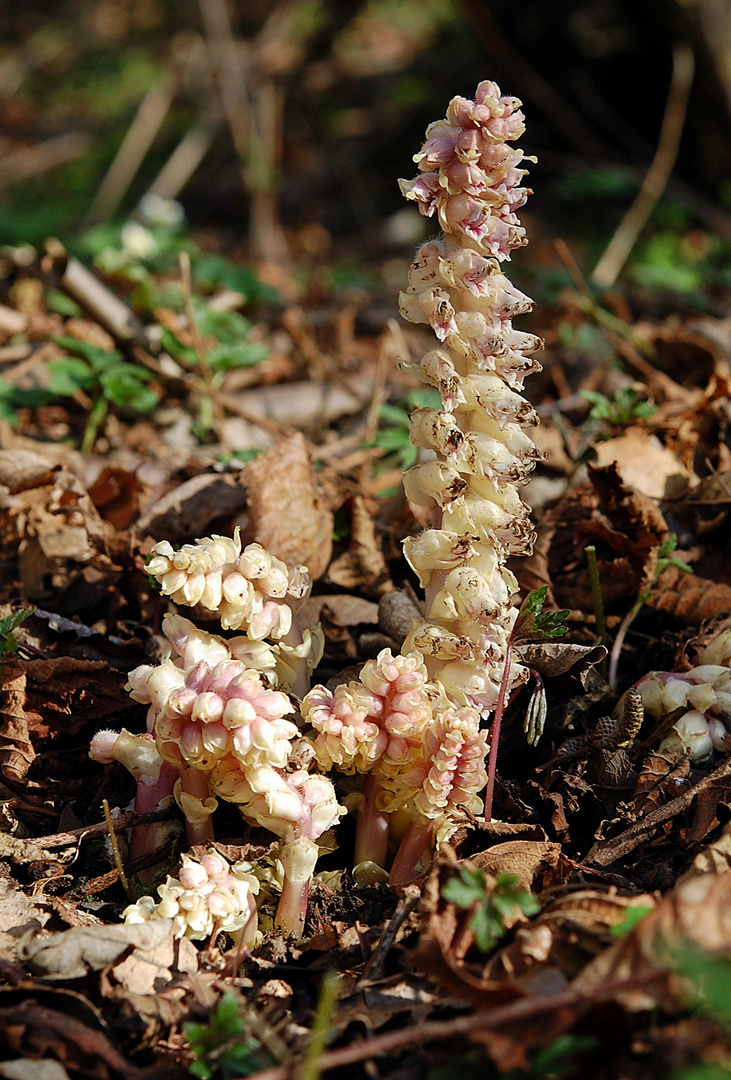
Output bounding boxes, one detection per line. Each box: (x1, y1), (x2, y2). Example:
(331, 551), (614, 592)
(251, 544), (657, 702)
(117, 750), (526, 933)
(243, 432), (333, 579)
(0, 661), (35, 782)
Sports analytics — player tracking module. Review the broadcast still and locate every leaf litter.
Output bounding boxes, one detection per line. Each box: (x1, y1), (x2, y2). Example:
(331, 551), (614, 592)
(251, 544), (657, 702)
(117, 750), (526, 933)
(2, 227), (731, 1080)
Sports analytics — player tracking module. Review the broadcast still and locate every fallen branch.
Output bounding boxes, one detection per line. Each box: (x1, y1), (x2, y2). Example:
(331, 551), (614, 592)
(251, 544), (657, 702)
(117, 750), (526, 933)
(243, 968), (665, 1080)
(30, 807), (178, 850)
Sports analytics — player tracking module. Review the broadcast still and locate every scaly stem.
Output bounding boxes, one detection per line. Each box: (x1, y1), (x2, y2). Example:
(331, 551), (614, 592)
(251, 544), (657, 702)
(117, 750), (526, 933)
(179, 766), (215, 846)
(275, 837), (319, 937)
(275, 873), (311, 938)
(389, 820), (434, 885)
(354, 774), (390, 870)
(129, 759), (178, 867)
(484, 635), (515, 822)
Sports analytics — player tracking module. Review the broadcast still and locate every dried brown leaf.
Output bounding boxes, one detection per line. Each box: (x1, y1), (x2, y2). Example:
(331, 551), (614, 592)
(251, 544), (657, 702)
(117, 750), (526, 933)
(243, 432), (333, 579)
(594, 429), (686, 500)
(0, 661), (35, 782)
(327, 495), (390, 596)
(519, 642), (606, 682)
(136, 471), (248, 543)
(472, 840), (561, 890)
(648, 565), (731, 625)
(573, 870), (731, 1011)
(23, 920), (181, 980)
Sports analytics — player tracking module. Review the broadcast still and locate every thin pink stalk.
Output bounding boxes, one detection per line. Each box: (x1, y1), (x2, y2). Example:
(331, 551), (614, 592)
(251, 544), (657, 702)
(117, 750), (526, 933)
(353, 774), (390, 869)
(483, 636), (514, 822)
(389, 820), (434, 885)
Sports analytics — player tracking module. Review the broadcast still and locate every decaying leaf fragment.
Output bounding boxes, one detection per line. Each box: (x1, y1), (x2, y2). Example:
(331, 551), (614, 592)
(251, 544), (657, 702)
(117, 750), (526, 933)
(0, 661), (35, 782)
(243, 432), (333, 579)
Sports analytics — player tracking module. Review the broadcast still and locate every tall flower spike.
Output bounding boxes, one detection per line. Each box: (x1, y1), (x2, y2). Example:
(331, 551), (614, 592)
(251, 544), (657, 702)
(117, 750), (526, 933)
(397, 81), (539, 718)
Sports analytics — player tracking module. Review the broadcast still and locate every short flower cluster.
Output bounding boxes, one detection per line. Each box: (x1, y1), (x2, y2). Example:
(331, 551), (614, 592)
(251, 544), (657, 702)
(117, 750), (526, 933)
(302, 648), (488, 832)
(123, 849), (259, 942)
(129, 628), (297, 774)
(634, 630), (731, 762)
(124, 612), (344, 934)
(147, 529), (311, 639)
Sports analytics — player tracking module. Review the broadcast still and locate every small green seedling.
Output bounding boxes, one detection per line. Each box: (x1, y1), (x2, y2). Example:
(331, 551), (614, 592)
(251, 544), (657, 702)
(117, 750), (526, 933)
(184, 993), (272, 1080)
(513, 586), (571, 645)
(369, 388), (442, 472)
(581, 387), (656, 426)
(441, 867), (540, 953)
(50, 335), (159, 452)
(0, 608), (34, 663)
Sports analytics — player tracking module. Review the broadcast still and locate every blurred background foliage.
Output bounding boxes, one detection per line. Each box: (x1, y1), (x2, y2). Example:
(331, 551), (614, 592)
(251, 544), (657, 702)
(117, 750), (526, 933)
(2, 0), (731, 294)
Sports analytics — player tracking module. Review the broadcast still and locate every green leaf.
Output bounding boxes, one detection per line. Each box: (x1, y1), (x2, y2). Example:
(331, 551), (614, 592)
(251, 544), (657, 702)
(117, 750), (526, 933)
(47, 357), (95, 397)
(98, 364), (159, 412)
(159, 326), (198, 365)
(52, 335), (122, 372)
(45, 289), (83, 317)
(207, 341), (269, 372)
(470, 901), (507, 953)
(378, 402), (411, 427)
(192, 297), (253, 343)
(513, 587), (570, 644)
(192, 254), (280, 305)
(0, 607), (34, 662)
(610, 904), (653, 937)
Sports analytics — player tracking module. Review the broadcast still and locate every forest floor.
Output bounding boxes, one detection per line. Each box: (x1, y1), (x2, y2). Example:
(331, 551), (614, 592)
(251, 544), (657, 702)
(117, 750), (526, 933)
(1, 225), (731, 1080)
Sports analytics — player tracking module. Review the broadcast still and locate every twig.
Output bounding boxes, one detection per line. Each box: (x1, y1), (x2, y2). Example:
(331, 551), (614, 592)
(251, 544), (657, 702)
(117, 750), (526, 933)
(592, 43), (695, 289)
(0, 132), (89, 188)
(85, 73), (176, 225)
(587, 753), (731, 867)
(608, 594), (645, 689)
(242, 968), (665, 1080)
(143, 102), (222, 203)
(31, 808), (178, 850)
(43, 240), (151, 348)
(361, 885), (421, 980)
(102, 799), (132, 901)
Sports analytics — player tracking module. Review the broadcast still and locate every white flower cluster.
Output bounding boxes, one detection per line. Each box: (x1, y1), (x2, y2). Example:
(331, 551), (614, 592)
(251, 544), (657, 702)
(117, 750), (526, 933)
(127, 614), (343, 843)
(633, 630), (731, 762)
(147, 528), (311, 639)
(123, 849), (259, 942)
(397, 82), (539, 713)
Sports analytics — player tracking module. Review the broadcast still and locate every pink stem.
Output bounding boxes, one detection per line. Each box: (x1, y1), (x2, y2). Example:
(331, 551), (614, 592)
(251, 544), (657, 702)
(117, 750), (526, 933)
(354, 775), (390, 869)
(389, 820), (434, 885)
(179, 766), (215, 846)
(483, 637), (514, 822)
(129, 759), (178, 865)
(275, 874), (310, 937)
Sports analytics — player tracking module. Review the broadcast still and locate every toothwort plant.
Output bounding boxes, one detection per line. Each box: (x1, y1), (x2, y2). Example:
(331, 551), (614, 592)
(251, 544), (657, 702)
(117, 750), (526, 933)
(92, 80), (542, 935)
